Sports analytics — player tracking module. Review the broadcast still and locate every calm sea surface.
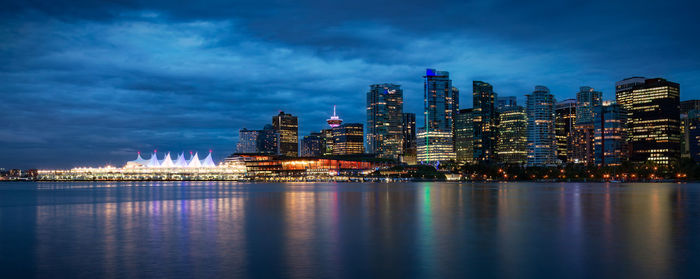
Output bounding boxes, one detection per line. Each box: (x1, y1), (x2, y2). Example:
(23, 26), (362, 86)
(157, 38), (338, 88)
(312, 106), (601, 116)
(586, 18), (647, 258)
(1, 181), (699, 278)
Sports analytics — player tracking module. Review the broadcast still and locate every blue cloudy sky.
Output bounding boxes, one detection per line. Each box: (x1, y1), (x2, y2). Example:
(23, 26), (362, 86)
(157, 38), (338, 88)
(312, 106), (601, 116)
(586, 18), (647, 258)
(1, 0), (698, 169)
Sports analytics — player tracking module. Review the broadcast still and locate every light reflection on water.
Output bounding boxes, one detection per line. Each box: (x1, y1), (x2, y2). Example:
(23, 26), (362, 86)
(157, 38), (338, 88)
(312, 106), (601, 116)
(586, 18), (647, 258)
(0, 181), (699, 278)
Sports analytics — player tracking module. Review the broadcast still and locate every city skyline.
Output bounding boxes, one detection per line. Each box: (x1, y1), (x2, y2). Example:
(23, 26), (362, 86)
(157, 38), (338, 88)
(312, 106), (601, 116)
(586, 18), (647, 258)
(2, 0), (700, 169)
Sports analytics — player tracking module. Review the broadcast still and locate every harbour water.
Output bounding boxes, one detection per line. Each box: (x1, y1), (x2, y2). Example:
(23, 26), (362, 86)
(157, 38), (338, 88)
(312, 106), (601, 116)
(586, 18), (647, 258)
(1, 181), (699, 278)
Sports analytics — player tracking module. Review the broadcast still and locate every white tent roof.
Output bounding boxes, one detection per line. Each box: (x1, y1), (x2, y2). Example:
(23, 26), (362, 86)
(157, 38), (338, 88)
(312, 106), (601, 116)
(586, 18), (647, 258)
(146, 152), (161, 167)
(160, 152), (175, 167)
(201, 152), (216, 167)
(187, 152), (202, 167)
(174, 152), (188, 167)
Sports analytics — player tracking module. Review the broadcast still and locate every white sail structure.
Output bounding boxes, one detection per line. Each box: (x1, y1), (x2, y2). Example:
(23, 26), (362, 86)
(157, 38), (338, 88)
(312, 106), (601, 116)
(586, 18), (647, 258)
(146, 152), (161, 167)
(160, 152), (175, 167)
(174, 153), (188, 167)
(187, 152), (202, 167)
(202, 152), (216, 167)
(125, 152), (149, 167)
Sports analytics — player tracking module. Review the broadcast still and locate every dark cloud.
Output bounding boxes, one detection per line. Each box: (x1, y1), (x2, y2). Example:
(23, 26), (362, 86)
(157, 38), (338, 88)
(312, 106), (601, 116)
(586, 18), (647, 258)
(0, 0), (698, 168)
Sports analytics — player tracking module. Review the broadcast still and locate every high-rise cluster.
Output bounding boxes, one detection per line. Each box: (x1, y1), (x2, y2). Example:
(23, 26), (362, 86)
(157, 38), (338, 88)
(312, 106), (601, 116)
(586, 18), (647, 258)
(235, 70), (693, 168)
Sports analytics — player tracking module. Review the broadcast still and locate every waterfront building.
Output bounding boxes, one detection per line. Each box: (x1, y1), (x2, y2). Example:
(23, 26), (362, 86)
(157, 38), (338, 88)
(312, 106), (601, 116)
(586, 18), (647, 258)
(402, 113), (417, 164)
(300, 132), (325, 157)
(421, 69), (458, 164)
(322, 128), (334, 155)
(497, 105), (528, 165)
(333, 123), (364, 155)
(680, 100), (700, 114)
(236, 126), (279, 154)
(416, 128), (456, 164)
(688, 110), (700, 162)
(366, 83), (404, 159)
(424, 69), (459, 134)
(526, 86), (557, 167)
(236, 128), (259, 153)
(454, 109), (474, 164)
(594, 101), (628, 166)
(472, 81), (498, 163)
(571, 86), (602, 165)
(497, 96), (517, 111)
(681, 100), (700, 159)
(616, 77), (681, 166)
(555, 99), (576, 163)
(273, 111), (299, 157)
(576, 86), (602, 124)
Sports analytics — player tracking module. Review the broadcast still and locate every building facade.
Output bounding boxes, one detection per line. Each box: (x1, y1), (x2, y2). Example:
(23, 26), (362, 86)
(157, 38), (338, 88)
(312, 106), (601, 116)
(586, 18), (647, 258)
(526, 86), (557, 166)
(472, 81), (498, 163)
(497, 96), (517, 111)
(571, 86), (602, 165)
(555, 99), (576, 163)
(424, 69), (459, 133)
(416, 129), (456, 164)
(616, 77), (681, 166)
(420, 68), (459, 164)
(300, 132), (325, 157)
(402, 113), (417, 164)
(237, 126), (279, 154)
(332, 123), (364, 155)
(497, 105), (528, 165)
(594, 101), (628, 166)
(366, 83), (404, 159)
(454, 109), (474, 164)
(273, 111), (299, 157)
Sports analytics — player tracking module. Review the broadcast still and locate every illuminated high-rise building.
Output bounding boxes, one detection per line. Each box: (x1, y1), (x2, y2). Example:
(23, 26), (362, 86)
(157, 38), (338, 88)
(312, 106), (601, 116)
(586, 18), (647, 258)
(326, 105), (343, 128)
(576, 86), (602, 124)
(497, 105), (528, 165)
(526, 86), (557, 166)
(571, 86), (602, 165)
(273, 111), (299, 157)
(417, 128), (456, 164)
(497, 96), (517, 111)
(681, 100), (700, 159)
(402, 113), (417, 163)
(554, 99), (576, 164)
(419, 68), (459, 164)
(332, 123), (364, 155)
(616, 77), (681, 166)
(594, 101), (628, 166)
(236, 125), (279, 154)
(300, 132), (325, 157)
(366, 83), (404, 159)
(454, 109), (474, 164)
(687, 110), (700, 162)
(472, 81), (497, 163)
(423, 69), (459, 133)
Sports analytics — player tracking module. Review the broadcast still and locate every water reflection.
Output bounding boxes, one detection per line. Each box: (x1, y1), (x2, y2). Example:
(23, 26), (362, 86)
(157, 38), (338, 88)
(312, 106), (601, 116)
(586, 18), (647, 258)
(0, 182), (697, 278)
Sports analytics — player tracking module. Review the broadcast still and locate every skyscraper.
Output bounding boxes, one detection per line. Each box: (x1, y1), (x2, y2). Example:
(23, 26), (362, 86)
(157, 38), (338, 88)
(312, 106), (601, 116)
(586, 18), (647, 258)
(497, 105), (528, 165)
(402, 113), (417, 163)
(575, 86), (602, 124)
(333, 123), (364, 155)
(423, 69), (459, 133)
(366, 83), (404, 159)
(687, 110), (700, 162)
(236, 125), (279, 154)
(555, 99), (576, 163)
(616, 77), (681, 166)
(273, 111), (299, 157)
(496, 96), (517, 111)
(681, 100), (700, 159)
(594, 101), (628, 166)
(419, 68), (458, 164)
(300, 132), (325, 157)
(472, 81), (497, 163)
(236, 128), (260, 153)
(572, 86), (602, 165)
(526, 86), (557, 167)
(454, 109), (474, 164)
